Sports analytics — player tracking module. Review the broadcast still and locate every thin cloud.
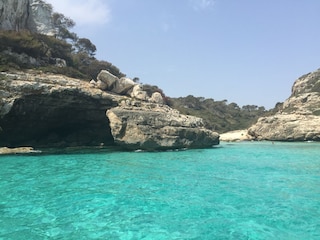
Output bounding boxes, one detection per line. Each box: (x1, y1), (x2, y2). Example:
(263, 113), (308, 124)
(189, 0), (216, 11)
(45, 0), (111, 26)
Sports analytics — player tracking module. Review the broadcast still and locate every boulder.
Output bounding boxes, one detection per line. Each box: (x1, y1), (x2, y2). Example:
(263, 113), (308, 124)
(96, 70), (141, 96)
(107, 101), (219, 150)
(96, 70), (119, 90)
(130, 84), (148, 101)
(112, 77), (136, 94)
(149, 92), (164, 104)
(55, 58), (67, 68)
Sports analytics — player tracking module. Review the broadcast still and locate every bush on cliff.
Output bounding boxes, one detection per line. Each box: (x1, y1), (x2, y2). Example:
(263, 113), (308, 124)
(168, 95), (268, 133)
(0, 30), (125, 79)
(0, 30), (72, 61)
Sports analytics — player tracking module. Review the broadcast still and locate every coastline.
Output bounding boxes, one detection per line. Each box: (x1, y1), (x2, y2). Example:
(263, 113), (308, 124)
(0, 147), (41, 155)
(219, 129), (254, 142)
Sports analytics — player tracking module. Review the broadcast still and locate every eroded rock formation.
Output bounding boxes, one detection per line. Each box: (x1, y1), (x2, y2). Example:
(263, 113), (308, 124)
(0, 71), (120, 147)
(107, 100), (219, 150)
(248, 68), (320, 141)
(0, 70), (219, 150)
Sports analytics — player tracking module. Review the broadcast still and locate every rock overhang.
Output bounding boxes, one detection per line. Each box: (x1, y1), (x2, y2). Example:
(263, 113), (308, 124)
(0, 71), (119, 148)
(0, 91), (116, 148)
(0, 70), (220, 150)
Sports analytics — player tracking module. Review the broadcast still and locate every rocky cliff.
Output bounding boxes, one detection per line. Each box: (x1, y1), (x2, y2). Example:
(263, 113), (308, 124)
(107, 102), (219, 150)
(0, 70), (219, 150)
(0, 0), (55, 35)
(0, 70), (120, 147)
(248, 68), (320, 141)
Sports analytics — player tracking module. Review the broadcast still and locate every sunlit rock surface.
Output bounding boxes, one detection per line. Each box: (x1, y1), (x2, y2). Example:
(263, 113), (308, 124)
(0, 70), (219, 150)
(248, 68), (320, 141)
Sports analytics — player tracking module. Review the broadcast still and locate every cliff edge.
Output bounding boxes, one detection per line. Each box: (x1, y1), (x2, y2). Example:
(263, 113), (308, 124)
(0, 70), (219, 150)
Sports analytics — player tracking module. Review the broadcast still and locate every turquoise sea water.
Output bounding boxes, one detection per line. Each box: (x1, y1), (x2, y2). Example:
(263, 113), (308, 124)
(0, 142), (319, 240)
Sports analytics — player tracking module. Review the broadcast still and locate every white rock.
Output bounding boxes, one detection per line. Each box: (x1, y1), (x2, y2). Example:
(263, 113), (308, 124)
(112, 77), (136, 94)
(149, 92), (164, 104)
(130, 85), (148, 101)
(97, 70), (119, 89)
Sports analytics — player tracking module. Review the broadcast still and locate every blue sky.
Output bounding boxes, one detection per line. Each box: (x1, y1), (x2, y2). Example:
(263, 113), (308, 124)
(46, 0), (320, 109)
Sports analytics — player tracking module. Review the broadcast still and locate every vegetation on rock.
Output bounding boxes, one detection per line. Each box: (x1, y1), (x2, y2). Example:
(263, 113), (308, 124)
(167, 96), (271, 133)
(0, 2), (125, 80)
(0, 29), (125, 80)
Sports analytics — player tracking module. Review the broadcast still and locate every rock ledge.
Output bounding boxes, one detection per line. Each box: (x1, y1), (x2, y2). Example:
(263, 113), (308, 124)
(0, 70), (220, 150)
(107, 100), (219, 150)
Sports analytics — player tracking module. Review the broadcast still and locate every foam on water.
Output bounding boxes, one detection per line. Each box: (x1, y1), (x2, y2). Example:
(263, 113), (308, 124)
(0, 142), (319, 239)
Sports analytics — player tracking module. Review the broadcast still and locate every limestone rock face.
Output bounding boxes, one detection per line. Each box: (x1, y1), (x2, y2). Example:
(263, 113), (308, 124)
(248, 114), (320, 141)
(29, 0), (55, 35)
(0, 0), (55, 35)
(107, 100), (219, 150)
(0, 70), (121, 147)
(0, 70), (219, 150)
(0, 0), (29, 31)
(248, 68), (320, 141)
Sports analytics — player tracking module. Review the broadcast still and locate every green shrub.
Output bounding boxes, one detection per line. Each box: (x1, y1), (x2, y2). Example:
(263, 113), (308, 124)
(168, 96), (268, 133)
(0, 30), (125, 80)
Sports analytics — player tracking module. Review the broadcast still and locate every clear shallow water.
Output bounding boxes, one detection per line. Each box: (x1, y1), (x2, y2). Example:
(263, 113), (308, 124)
(0, 142), (319, 240)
